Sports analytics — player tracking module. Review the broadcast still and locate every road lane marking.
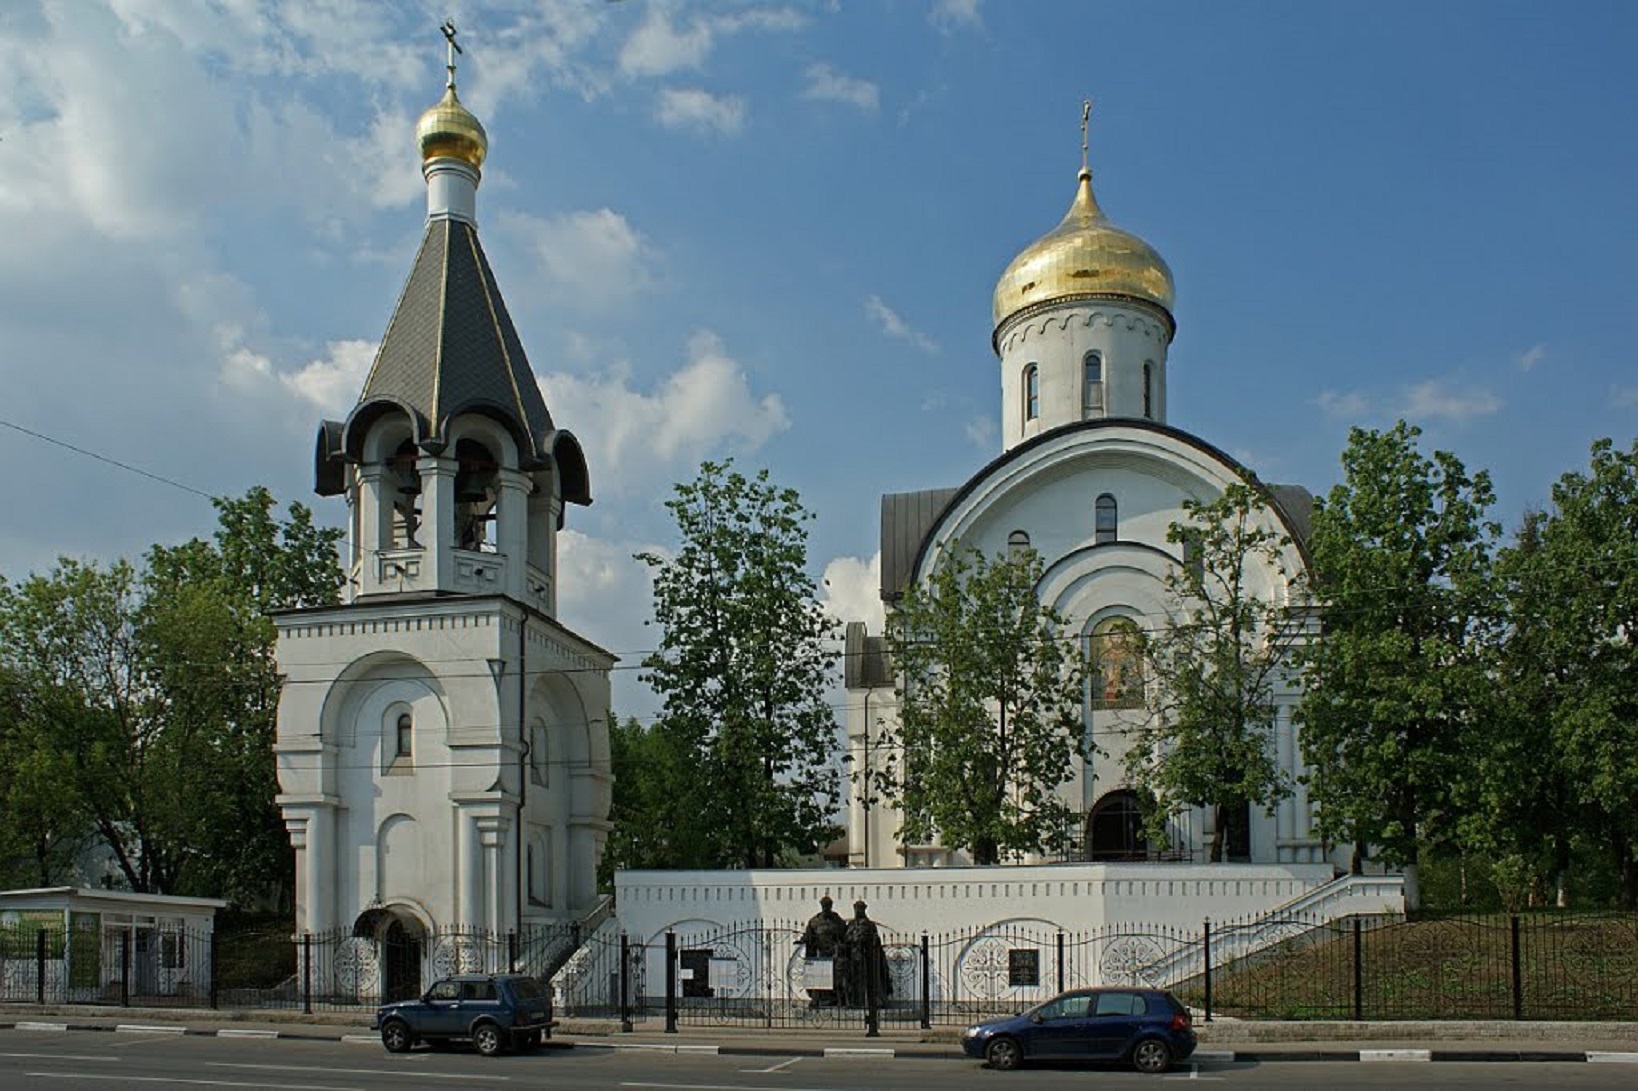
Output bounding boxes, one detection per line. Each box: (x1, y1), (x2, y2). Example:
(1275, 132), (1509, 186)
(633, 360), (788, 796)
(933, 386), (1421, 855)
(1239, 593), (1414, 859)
(822, 1047), (893, 1057)
(27, 1075), (361, 1091)
(621, 1082), (850, 1091)
(114, 1024), (187, 1035)
(742, 1057), (801, 1073)
(210, 1062), (508, 1081)
(1359, 1049), (1431, 1062)
(14, 1022), (68, 1032)
(0, 1053), (119, 1062)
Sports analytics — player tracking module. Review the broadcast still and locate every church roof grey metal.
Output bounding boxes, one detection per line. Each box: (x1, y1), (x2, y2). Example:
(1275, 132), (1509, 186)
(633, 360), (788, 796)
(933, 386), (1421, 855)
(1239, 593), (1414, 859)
(320, 218), (590, 505)
(880, 487), (959, 602)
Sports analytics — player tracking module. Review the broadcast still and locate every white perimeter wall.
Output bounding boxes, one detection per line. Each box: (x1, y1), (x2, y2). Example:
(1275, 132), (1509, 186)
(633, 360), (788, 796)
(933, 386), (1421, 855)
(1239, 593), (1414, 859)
(615, 862), (1343, 944)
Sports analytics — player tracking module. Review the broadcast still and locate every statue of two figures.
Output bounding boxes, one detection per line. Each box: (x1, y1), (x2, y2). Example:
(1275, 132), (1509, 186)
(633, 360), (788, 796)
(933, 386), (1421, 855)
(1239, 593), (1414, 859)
(798, 896), (892, 1008)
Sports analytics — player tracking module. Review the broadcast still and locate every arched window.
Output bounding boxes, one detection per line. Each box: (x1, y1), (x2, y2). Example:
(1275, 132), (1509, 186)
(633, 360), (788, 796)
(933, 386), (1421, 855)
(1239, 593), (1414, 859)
(1086, 790), (1148, 862)
(1007, 529), (1031, 557)
(1083, 352), (1104, 414)
(1094, 493), (1117, 544)
(395, 713), (413, 759)
(1142, 361), (1154, 419)
(389, 440), (423, 549)
(1089, 616), (1144, 710)
(1024, 364), (1040, 421)
(453, 438), (499, 553)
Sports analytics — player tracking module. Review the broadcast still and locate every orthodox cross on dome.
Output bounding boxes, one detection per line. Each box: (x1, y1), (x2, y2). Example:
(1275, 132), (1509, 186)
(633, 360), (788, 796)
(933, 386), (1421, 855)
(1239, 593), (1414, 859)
(1081, 98), (1093, 173)
(441, 18), (463, 91)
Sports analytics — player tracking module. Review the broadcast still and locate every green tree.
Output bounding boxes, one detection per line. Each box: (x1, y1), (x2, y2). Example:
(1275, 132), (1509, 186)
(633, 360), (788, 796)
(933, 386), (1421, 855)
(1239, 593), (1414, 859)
(599, 714), (705, 882)
(1296, 422), (1500, 908)
(1496, 439), (1638, 907)
(0, 487), (341, 902)
(1126, 480), (1299, 862)
(881, 547), (1091, 865)
(636, 461), (841, 869)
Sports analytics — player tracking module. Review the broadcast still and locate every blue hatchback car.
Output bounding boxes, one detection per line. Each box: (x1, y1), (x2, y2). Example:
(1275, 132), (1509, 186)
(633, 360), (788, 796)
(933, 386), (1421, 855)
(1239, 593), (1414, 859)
(962, 987), (1196, 1073)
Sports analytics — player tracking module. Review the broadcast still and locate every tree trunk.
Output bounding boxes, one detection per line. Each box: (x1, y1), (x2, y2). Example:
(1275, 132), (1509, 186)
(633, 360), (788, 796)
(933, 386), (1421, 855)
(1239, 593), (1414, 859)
(973, 836), (999, 866)
(1208, 804), (1224, 863)
(1350, 842), (1365, 876)
(1402, 861), (1422, 913)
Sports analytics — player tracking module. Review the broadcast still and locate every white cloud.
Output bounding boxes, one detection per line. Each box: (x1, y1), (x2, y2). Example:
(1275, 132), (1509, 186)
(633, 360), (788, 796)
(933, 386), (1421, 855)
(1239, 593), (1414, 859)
(930, 0), (985, 33)
(1516, 343), (1548, 371)
(822, 552), (885, 633)
(964, 415), (997, 451)
(540, 331), (789, 491)
(1400, 380), (1502, 422)
(802, 63), (879, 111)
(1610, 385), (1638, 408)
(619, 9), (714, 77)
(555, 528), (663, 721)
(281, 340), (377, 415)
(1315, 389), (1370, 418)
(656, 87), (747, 136)
(500, 207), (655, 304)
(864, 295), (938, 354)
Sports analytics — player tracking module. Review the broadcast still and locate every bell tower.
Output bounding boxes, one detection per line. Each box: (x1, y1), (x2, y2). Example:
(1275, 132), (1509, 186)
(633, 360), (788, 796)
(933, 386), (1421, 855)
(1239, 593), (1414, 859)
(274, 26), (614, 961)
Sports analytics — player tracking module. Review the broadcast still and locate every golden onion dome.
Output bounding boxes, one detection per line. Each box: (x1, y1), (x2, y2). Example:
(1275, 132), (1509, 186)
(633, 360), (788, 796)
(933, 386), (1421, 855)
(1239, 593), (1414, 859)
(993, 167), (1173, 334)
(416, 86), (488, 170)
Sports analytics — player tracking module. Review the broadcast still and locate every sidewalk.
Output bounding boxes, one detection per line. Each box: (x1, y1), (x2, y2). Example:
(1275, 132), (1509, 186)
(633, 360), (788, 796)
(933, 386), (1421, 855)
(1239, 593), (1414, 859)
(5, 1005), (1638, 1062)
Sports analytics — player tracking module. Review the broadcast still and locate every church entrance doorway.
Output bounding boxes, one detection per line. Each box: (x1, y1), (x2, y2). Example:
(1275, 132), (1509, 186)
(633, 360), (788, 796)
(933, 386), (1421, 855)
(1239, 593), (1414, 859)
(353, 907), (426, 1002)
(1086, 790), (1148, 861)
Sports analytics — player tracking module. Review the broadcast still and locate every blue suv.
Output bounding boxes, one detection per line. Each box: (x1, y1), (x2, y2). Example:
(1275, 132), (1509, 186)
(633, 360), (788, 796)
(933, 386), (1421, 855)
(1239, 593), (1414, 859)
(375, 973), (555, 1055)
(962, 987), (1196, 1073)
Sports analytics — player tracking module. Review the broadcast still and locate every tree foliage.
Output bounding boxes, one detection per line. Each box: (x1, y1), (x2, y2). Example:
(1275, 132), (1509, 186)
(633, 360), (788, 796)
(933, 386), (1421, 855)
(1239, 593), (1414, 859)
(1296, 422), (1499, 904)
(1491, 438), (1638, 907)
(635, 461), (841, 869)
(0, 487), (342, 902)
(881, 547), (1091, 865)
(1127, 480), (1299, 861)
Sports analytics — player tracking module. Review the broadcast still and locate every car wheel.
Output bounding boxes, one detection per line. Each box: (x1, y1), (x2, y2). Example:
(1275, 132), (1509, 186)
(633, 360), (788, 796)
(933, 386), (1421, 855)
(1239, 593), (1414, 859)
(472, 1023), (505, 1057)
(1131, 1038), (1172, 1074)
(985, 1036), (1022, 1071)
(380, 1019), (413, 1054)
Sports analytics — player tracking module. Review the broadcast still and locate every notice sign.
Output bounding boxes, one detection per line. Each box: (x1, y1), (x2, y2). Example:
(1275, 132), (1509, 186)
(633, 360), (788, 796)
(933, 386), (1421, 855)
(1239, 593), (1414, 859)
(1008, 948), (1041, 988)
(803, 958), (835, 990)
(708, 958), (739, 991)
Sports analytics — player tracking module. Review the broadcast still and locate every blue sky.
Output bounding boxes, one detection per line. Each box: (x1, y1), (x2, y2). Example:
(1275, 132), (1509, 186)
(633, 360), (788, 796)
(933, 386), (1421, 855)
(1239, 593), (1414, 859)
(2, 1), (1635, 720)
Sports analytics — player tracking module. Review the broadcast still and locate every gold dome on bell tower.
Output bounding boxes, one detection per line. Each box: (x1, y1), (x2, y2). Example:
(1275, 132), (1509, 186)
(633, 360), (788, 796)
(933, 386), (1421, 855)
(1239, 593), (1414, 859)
(417, 87), (488, 169)
(416, 20), (487, 170)
(992, 104), (1173, 342)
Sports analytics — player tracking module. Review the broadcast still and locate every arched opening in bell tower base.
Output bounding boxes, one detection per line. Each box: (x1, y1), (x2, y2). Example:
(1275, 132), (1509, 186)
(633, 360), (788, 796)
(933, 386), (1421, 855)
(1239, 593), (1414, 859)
(351, 904), (430, 1003)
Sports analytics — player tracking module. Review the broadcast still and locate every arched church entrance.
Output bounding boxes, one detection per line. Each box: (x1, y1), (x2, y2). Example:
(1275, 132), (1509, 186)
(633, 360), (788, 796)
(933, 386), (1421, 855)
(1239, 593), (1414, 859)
(1085, 790), (1148, 862)
(353, 907), (426, 1002)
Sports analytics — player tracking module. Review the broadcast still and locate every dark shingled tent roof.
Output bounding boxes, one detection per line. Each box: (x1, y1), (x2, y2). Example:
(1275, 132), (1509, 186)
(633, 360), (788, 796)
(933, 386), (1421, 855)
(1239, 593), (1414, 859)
(323, 218), (589, 505)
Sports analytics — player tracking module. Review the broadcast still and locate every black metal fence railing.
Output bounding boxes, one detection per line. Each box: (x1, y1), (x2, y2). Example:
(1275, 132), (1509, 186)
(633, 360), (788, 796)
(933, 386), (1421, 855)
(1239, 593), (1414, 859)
(2, 911), (1635, 1027)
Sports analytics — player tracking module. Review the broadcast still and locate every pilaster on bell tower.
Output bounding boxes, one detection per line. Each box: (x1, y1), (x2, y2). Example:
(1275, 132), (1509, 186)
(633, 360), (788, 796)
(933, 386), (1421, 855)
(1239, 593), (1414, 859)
(991, 101), (1177, 452)
(277, 24), (613, 955)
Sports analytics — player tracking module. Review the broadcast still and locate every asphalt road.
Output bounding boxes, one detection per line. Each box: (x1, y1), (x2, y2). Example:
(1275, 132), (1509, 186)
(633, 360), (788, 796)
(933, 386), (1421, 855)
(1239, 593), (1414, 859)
(3, 1029), (1638, 1090)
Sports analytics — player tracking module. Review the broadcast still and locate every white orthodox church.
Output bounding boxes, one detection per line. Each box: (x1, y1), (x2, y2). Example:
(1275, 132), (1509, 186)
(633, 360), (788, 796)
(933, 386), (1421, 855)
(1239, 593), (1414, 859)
(273, 53), (614, 976)
(839, 151), (1335, 875)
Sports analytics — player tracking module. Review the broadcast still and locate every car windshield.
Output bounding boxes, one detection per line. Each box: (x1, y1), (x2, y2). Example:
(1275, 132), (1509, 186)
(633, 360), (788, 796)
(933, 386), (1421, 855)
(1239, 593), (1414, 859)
(508, 977), (546, 1001)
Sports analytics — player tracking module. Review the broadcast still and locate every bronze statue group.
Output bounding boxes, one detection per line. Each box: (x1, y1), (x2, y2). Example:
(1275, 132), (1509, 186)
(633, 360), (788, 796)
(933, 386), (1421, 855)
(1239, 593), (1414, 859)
(797, 896), (893, 1008)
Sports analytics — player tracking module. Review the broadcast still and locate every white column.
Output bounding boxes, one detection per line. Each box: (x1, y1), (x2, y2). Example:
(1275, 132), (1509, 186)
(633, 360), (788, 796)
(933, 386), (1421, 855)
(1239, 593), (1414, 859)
(462, 811), (484, 929)
(418, 455), (456, 589)
(477, 815), (510, 933)
(1275, 707), (1295, 845)
(495, 468), (530, 601)
(285, 816), (310, 935)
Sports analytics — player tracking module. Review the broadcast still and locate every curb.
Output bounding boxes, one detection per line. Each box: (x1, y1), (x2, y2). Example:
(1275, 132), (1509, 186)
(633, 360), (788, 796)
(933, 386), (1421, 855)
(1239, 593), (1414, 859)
(4, 1023), (1638, 1064)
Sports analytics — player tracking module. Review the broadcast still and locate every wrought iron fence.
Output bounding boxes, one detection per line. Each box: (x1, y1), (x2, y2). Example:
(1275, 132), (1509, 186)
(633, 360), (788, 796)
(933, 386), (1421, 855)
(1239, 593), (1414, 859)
(3, 911), (1635, 1025)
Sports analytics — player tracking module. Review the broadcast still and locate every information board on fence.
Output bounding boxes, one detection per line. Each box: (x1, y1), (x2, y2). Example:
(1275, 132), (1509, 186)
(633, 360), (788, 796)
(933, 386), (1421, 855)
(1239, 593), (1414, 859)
(803, 958), (834, 989)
